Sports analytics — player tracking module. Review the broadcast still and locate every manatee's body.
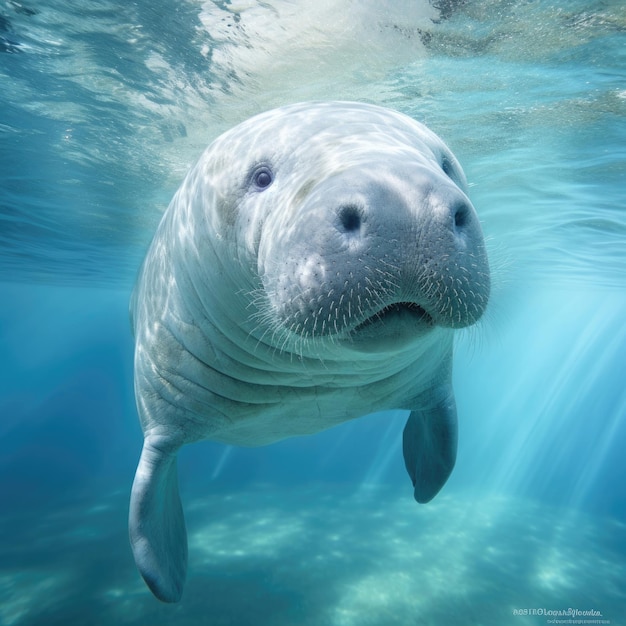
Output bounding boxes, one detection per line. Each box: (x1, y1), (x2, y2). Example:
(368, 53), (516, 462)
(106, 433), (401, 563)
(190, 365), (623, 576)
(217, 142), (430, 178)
(129, 101), (490, 602)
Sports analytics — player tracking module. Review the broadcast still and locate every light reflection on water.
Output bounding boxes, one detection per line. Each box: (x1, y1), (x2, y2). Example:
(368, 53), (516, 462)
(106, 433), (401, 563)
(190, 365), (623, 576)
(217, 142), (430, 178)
(0, 0), (624, 287)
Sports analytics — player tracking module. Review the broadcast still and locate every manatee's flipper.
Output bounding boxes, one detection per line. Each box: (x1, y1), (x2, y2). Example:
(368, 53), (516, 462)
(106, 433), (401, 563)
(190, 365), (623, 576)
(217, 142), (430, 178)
(129, 437), (187, 602)
(403, 392), (458, 503)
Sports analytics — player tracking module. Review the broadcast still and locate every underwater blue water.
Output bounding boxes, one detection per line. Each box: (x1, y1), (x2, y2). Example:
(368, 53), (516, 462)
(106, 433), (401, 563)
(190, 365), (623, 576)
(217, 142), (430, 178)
(1, 0), (625, 624)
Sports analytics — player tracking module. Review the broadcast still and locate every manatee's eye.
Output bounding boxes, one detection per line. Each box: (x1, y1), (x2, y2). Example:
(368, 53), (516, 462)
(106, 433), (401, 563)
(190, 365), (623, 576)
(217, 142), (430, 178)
(441, 155), (455, 179)
(251, 165), (273, 190)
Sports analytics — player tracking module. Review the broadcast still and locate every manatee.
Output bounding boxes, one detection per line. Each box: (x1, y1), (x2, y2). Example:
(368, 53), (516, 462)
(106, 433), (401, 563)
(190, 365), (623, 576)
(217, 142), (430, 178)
(129, 101), (490, 601)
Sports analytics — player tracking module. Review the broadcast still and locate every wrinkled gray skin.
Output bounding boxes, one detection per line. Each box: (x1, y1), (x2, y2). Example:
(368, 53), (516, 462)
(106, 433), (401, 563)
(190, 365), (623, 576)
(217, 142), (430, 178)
(129, 101), (490, 602)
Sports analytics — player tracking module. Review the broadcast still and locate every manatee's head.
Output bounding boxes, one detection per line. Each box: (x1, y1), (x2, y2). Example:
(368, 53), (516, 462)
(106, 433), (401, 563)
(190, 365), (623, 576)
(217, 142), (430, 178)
(187, 102), (490, 355)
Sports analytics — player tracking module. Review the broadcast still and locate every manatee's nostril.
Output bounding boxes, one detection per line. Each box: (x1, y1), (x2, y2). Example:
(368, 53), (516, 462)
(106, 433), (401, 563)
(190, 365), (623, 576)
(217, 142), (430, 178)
(338, 205), (362, 233)
(453, 203), (469, 230)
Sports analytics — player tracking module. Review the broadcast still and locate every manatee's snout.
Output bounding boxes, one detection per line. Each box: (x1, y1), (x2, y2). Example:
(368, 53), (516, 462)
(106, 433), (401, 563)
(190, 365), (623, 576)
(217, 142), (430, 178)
(332, 167), (477, 259)
(261, 158), (490, 344)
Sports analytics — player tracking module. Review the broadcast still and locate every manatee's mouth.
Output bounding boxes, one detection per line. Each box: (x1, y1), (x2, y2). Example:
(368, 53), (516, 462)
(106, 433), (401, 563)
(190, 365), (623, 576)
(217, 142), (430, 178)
(354, 302), (433, 332)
